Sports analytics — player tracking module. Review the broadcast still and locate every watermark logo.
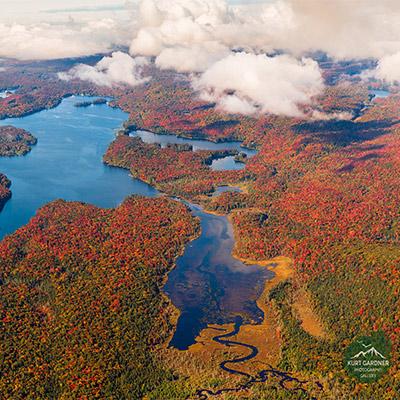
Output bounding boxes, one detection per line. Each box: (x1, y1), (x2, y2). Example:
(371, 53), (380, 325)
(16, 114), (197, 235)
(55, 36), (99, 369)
(344, 331), (391, 383)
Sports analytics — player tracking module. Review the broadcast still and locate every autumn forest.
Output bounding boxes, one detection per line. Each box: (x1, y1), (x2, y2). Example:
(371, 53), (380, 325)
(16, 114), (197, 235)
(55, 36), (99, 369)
(0, 44), (399, 400)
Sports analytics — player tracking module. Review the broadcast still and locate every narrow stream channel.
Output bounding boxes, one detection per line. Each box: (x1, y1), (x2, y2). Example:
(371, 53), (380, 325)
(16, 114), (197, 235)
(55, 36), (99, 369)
(0, 95), (322, 397)
(0, 96), (270, 351)
(165, 201), (273, 350)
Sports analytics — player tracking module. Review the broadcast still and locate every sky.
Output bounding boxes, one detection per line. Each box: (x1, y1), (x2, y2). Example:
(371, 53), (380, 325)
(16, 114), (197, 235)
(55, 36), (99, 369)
(0, 0), (268, 22)
(0, 1), (128, 22)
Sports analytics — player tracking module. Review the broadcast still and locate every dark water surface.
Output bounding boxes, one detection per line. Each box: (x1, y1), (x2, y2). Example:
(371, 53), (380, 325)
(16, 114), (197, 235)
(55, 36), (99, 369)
(164, 202), (273, 350)
(0, 96), (270, 351)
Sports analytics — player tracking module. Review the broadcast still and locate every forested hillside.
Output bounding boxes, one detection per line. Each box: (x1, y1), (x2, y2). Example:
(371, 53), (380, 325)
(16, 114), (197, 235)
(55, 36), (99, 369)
(0, 197), (199, 399)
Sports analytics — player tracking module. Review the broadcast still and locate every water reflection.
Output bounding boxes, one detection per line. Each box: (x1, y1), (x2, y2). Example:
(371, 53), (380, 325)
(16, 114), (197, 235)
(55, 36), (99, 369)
(131, 130), (258, 171)
(164, 201), (272, 350)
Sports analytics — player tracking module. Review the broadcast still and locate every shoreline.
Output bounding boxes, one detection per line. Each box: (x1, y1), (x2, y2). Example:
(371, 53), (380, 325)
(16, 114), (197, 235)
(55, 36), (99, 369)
(231, 256), (294, 367)
(183, 256), (294, 374)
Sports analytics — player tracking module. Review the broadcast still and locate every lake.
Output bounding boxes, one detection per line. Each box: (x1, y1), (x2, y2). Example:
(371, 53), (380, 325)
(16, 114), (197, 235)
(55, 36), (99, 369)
(164, 202), (272, 350)
(131, 129), (258, 171)
(0, 96), (158, 239)
(370, 89), (390, 100)
(0, 96), (270, 351)
(212, 185), (242, 196)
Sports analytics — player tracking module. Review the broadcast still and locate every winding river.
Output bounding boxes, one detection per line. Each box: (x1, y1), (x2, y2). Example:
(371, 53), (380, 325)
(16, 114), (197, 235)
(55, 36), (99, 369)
(0, 95), (324, 397)
(0, 96), (270, 350)
(195, 317), (321, 400)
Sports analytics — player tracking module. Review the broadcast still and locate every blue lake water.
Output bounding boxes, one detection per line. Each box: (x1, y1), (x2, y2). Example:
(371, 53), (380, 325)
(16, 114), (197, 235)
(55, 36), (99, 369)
(210, 155), (245, 171)
(0, 96), (158, 239)
(0, 95), (269, 351)
(131, 130), (257, 171)
(212, 185), (242, 196)
(370, 89), (390, 100)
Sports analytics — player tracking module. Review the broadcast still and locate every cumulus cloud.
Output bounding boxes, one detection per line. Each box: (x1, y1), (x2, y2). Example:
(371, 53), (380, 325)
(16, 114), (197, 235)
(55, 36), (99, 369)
(126, 0), (400, 114)
(130, 16), (213, 56)
(217, 94), (257, 115)
(311, 110), (354, 121)
(193, 52), (324, 117)
(155, 42), (229, 73)
(128, 0), (400, 64)
(130, 0), (232, 71)
(4, 0), (400, 117)
(236, 0), (400, 60)
(0, 19), (127, 60)
(58, 51), (150, 87)
(0, 17), (131, 60)
(2, 0), (400, 65)
(372, 52), (400, 84)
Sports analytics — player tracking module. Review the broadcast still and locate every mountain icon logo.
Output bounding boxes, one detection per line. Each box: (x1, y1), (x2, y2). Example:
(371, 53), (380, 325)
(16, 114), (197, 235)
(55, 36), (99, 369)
(344, 331), (391, 383)
(351, 345), (386, 360)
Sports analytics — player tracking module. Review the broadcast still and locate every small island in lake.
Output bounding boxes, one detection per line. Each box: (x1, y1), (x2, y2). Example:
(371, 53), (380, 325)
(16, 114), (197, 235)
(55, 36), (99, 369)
(0, 125), (37, 156)
(0, 2), (399, 397)
(0, 125), (37, 210)
(0, 173), (11, 211)
(74, 98), (108, 108)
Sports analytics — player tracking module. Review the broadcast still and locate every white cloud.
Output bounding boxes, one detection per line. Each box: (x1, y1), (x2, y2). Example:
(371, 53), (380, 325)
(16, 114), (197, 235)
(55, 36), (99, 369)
(0, 19), (130, 60)
(373, 52), (400, 84)
(127, 0), (400, 103)
(2, 0), (400, 65)
(155, 42), (229, 73)
(311, 110), (354, 121)
(130, 16), (214, 57)
(218, 94), (257, 114)
(3, 0), (400, 115)
(3, 0), (400, 70)
(226, 0), (400, 60)
(136, 0), (164, 28)
(193, 52), (323, 117)
(59, 51), (150, 87)
(130, 28), (163, 57)
(129, 0), (400, 64)
(129, 0), (231, 68)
